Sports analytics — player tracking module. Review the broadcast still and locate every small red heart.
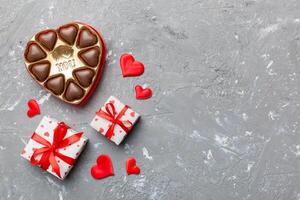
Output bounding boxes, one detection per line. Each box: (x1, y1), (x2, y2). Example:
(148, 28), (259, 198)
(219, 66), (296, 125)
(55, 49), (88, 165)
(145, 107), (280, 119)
(126, 157), (140, 175)
(21, 149), (26, 155)
(130, 112), (135, 117)
(120, 54), (144, 77)
(44, 132), (50, 137)
(91, 154), (114, 179)
(27, 99), (40, 118)
(135, 85), (152, 100)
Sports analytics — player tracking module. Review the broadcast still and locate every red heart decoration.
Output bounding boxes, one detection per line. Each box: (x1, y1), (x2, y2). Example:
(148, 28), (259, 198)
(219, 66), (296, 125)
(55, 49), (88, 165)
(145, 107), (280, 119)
(120, 54), (144, 77)
(135, 85), (152, 100)
(91, 154), (114, 179)
(27, 99), (41, 118)
(130, 111), (135, 117)
(126, 157), (141, 175)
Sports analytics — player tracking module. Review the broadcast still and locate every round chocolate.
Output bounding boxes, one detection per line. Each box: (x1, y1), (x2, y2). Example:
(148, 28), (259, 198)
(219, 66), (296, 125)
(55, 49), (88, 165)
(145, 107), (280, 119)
(24, 22), (106, 105)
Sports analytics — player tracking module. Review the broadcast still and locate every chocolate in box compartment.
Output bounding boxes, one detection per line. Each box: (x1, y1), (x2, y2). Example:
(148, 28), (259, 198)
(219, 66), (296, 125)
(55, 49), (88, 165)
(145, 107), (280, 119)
(44, 74), (65, 95)
(35, 29), (57, 51)
(29, 61), (51, 82)
(64, 80), (85, 101)
(78, 47), (101, 67)
(24, 42), (47, 63)
(57, 23), (79, 45)
(77, 27), (98, 48)
(73, 67), (95, 88)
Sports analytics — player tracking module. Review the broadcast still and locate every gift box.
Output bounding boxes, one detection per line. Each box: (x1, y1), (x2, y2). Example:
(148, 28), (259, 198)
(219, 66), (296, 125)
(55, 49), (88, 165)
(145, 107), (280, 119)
(90, 96), (140, 145)
(21, 116), (88, 180)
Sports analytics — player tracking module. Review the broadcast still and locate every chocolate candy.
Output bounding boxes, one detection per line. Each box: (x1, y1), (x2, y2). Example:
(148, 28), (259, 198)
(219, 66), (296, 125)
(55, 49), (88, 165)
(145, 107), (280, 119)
(24, 22), (106, 106)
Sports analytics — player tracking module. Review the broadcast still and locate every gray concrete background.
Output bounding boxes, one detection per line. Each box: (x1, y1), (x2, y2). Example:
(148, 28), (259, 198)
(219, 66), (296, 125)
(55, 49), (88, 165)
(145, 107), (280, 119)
(0, 0), (299, 199)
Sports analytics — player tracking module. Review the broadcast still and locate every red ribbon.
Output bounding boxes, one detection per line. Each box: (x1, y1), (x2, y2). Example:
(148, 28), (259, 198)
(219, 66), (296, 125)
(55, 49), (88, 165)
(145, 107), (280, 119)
(30, 122), (83, 178)
(96, 103), (130, 139)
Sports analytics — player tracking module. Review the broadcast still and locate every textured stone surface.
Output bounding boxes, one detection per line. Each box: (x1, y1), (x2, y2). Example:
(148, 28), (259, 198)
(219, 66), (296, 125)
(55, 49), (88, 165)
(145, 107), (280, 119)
(0, 0), (300, 199)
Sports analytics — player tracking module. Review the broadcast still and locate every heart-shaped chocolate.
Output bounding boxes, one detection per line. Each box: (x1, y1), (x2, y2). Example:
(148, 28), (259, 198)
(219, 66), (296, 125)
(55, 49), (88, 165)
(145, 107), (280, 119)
(24, 22), (106, 106)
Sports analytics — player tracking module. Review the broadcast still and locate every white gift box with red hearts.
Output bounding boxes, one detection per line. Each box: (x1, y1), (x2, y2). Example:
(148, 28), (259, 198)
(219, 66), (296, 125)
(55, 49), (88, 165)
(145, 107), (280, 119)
(90, 96), (140, 145)
(21, 116), (88, 180)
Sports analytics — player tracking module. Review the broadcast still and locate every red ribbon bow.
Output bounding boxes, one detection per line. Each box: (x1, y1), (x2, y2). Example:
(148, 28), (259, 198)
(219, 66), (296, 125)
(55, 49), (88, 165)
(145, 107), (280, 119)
(96, 102), (131, 139)
(30, 122), (83, 178)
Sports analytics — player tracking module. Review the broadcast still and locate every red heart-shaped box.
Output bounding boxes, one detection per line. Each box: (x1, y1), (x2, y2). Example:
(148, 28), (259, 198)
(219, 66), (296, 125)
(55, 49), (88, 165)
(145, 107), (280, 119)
(24, 22), (106, 106)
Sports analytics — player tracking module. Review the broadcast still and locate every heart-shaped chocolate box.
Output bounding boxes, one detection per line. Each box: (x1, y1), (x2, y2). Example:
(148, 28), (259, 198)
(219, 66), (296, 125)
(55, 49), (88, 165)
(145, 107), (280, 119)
(24, 22), (106, 106)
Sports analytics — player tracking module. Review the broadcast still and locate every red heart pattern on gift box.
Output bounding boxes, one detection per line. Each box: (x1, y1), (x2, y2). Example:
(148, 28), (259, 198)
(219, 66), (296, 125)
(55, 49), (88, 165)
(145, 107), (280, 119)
(27, 99), (41, 118)
(126, 157), (140, 175)
(130, 111), (135, 117)
(120, 54), (144, 77)
(91, 154), (114, 179)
